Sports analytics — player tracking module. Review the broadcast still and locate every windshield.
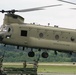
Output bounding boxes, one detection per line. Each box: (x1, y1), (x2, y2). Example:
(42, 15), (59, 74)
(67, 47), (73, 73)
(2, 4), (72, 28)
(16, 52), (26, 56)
(0, 25), (11, 32)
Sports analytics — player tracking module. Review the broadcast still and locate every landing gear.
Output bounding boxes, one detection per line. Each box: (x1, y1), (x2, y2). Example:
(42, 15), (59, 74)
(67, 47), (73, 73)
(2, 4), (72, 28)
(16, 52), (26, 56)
(54, 51), (57, 55)
(28, 48), (35, 57)
(28, 48), (49, 58)
(41, 52), (48, 58)
(28, 51), (35, 57)
(28, 51), (49, 58)
(38, 49), (49, 58)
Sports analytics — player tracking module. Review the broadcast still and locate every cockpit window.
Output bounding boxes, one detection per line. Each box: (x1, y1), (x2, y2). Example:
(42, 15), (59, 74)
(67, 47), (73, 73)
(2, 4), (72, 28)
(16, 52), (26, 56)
(0, 25), (12, 32)
(8, 28), (11, 32)
(2, 26), (8, 32)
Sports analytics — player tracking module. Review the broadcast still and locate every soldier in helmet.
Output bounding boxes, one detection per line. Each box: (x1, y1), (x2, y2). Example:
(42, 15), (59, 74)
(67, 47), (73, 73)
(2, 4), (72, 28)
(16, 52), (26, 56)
(0, 56), (3, 68)
(0, 55), (4, 75)
(33, 53), (40, 68)
(33, 60), (38, 68)
(23, 60), (27, 68)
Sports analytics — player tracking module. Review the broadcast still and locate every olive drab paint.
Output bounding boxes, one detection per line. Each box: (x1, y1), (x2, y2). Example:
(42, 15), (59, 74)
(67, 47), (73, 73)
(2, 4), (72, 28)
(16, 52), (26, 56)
(0, 14), (76, 54)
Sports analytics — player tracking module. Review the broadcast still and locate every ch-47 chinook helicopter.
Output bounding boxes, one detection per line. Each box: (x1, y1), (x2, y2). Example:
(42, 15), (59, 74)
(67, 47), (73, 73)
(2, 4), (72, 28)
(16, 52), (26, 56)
(0, 3), (76, 58)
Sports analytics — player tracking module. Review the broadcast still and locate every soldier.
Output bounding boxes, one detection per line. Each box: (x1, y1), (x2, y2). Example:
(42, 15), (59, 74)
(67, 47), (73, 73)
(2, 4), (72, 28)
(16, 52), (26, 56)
(0, 56), (3, 68)
(33, 60), (38, 68)
(33, 54), (40, 68)
(23, 60), (27, 68)
(0, 56), (4, 74)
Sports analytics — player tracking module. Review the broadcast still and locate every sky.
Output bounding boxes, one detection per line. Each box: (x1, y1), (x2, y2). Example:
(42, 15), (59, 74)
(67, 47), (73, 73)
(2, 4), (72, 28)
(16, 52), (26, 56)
(0, 0), (76, 29)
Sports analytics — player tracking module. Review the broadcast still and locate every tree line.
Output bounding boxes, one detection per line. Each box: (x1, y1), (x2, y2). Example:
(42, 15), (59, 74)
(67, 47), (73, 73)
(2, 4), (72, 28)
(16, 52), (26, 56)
(0, 44), (76, 62)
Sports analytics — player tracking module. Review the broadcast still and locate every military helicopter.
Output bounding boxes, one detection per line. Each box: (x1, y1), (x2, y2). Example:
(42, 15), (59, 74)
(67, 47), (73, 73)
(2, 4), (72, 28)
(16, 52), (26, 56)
(0, 3), (76, 58)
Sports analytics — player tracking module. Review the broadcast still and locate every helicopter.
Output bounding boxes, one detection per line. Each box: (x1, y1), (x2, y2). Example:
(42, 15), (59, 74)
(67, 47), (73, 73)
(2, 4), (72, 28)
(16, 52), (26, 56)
(0, 3), (76, 58)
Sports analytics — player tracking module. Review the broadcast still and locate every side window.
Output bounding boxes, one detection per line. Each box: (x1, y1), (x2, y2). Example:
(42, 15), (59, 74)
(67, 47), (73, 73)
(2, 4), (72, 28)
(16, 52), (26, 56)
(21, 30), (27, 37)
(8, 28), (11, 32)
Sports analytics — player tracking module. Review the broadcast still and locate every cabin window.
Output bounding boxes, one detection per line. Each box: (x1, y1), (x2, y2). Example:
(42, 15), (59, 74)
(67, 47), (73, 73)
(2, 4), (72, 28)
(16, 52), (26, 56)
(39, 33), (43, 38)
(8, 28), (11, 32)
(21, 30), (27, 37)
(55, 35), (59, 40)
(71, 37), (75, 42)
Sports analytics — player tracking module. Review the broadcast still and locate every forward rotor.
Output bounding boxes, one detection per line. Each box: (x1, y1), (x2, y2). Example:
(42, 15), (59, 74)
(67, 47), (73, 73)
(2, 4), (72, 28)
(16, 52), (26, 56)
(0, 4), (62, 14)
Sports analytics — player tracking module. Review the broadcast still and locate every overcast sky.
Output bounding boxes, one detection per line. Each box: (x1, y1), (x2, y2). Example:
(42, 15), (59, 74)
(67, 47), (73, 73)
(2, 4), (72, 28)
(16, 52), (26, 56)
(0, 0), (76, 29)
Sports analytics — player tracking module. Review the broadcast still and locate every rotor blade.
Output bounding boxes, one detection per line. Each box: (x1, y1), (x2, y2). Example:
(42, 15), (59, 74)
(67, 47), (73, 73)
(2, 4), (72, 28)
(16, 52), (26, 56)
(70, 8), (76, 10)
(15, 4), (62, 12)
(58, 0), (76, 5)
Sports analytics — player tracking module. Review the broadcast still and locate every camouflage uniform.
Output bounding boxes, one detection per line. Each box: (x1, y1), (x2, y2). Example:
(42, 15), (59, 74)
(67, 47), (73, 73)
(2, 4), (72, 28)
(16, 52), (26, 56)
(0, 56), (3, 69)
(23, 61), (27, 68)
(0, 56), (3, 74)
(33, 60), (38, 68)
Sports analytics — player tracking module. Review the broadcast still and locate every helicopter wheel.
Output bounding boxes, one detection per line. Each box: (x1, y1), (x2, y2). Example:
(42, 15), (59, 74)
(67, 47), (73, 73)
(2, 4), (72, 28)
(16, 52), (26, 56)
(41, 52), (48, 58)
(28, 51), (35, 57)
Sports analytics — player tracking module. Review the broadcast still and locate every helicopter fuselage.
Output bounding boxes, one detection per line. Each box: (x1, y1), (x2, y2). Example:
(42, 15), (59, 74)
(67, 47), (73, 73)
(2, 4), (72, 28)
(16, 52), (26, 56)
(1, 23), (76, 53)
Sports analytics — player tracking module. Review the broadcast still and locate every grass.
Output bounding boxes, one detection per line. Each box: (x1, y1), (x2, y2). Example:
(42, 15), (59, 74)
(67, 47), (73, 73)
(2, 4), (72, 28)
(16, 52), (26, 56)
(38, 65), (76, 73)
(3, 62), (76, 74)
